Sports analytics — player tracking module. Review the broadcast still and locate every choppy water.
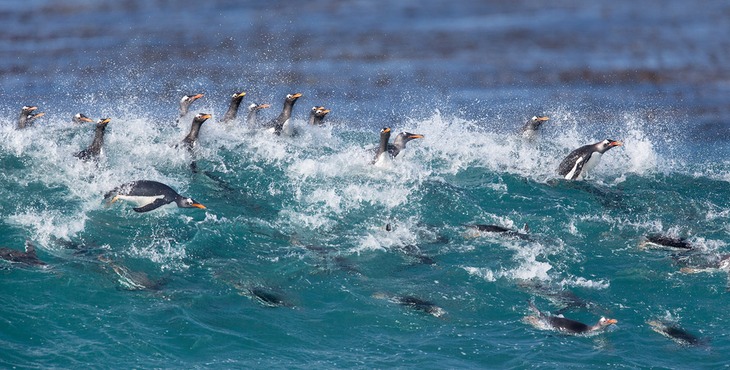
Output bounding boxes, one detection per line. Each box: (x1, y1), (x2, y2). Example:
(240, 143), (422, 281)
(2, 1), (730, 368)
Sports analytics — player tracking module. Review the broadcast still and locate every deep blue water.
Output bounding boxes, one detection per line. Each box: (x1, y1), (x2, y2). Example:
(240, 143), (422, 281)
(2, 1), (730, 368)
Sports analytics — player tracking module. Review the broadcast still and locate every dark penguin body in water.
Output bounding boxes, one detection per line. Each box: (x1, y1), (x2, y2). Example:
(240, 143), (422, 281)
(266, 93), (302, 136)
(520, 115), (549, 140)
(74, 118), (111, 162)
(176, 93), (204, 125)
(17, 105), (45, 129)
(647, 320), (705, 346)
(466, 223), (530, 240)
(308, 106), (331, 125)
(72, 113), (94, 124)
(104, 180), (206, 213)
(246, 103), (271, 128)
(0, 241), (46, 266)
(639, 234), (693, 251)
(524, 301), (617, 335)
(219, 91), (247, 124)
(558, 139), (623, 180)
(372, 128), (424, 165)
(375, 293), (446, 317)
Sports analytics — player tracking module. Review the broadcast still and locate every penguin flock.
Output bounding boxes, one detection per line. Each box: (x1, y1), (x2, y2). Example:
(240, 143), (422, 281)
(7, 91), (714, 344)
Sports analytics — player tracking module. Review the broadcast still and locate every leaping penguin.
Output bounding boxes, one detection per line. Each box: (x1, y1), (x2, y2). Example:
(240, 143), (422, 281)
(266, 93), (302, 136)
(557, 139), (623, 180)
(74, 118), (112, 162)
(176, 93), (204, 125)
(180, 113), (212, 151)
(104, 180), (206, 213)
(246, 102), (271, 128)
(520, 115), (549, 140)
(220, 91), (247, 124)
(17, 105), (45, 129)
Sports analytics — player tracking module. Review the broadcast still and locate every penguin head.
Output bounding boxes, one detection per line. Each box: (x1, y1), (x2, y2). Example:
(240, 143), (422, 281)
(285, 93), (303, 103)
(193, 113), (212, 123)
(181, 93), (204, 104)
(598, 317), (618, 328)
(393, 132), (424, 148)
(311, 106), (330, 118)
(176, 197), (206, 209)
(598, 139), (623, 153)
(21, 106), (38, 114)
(529, 116), (549, 128)
(230, 91), (246, 102)
(380, 127), (392, 139)
(248, 103), (271, 112)
(73, 113), (93, 123)
(96, 118), (111, 128)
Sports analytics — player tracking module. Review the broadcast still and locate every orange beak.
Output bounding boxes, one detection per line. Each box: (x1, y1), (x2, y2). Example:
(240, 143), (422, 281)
(191, 203), (206, 209)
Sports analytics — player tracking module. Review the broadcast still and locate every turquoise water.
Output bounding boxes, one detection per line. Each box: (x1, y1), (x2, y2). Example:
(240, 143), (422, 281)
(2, 1), (730, 368)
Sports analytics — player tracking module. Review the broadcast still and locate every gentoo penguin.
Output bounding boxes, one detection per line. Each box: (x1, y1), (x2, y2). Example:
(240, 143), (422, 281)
(219, 91), (247, 124)
(0, 241), (46, 266)
(248, 287), (291, 308)
(98, 255), (163, 291)
(465, 223), (530, 240)
(374, 293), (446, 317)
(372, 127), (392, 164)
(176, 93), (204, 124)
(72, 113), (94, 124)
(557, 139), (623, 180)
(647, 320), (704, 346)
(266, 93), (302, 136)
(524, 301), (617, 335)
(104, 180), (206, 213)
(74, 118), (111, 161)
(520, 115), (549, 140)
(639, 234), (693, 251)
(388, 131), (424, 158)
(180, 113), (212, 151)
(17, 105), (45, 129)
(246, 102), (271, 128)
(308, 106), (331, 125)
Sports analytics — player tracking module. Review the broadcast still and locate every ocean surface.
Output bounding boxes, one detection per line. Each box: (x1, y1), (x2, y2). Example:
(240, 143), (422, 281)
(2, 1), (730, 368)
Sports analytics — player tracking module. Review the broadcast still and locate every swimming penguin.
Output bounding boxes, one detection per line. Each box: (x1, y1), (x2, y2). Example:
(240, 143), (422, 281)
(647, 320), (704, 346)
(246, 102), (271, 128)
(72, 113), (94, 124)
(389, 131), (424, 158)
(374, 293), (446, 317)
(266, 93), (302, 136)
(98, 255), (164, 291)
(176, 93), (204, 124)
(557, 139), (623, 180)
(17, 105), (45, 129)
(104, 180), (206, 213)
(639, 234), (693, 251)
(678, 253), (730, 274)
(248, 287), (291, 308)
(524, 300), (617, 335)
(74, 118), (111, 161)
(219, 91), (247, 124)
(465, 223), (530, 240)
(180, 113), (212, 151)
(0, 241), (46, 266)
(520, 115), (549, 140)
(308, 106), (331, 125)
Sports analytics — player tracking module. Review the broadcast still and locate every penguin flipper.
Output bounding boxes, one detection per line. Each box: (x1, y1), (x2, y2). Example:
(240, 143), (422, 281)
(133, 199), (167, 213)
